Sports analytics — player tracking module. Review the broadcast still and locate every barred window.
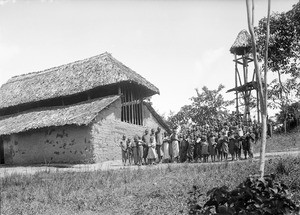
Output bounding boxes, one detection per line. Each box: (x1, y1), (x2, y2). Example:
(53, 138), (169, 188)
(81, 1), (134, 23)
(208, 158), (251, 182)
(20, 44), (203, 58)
(120, 86), (143, 125)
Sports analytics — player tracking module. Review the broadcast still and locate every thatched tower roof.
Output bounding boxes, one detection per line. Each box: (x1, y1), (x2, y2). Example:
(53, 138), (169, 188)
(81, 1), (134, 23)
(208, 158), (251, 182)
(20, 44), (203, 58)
(0, 52), (159, 110)
(230, 30), (252, 55)
(0, 95), (120, 136)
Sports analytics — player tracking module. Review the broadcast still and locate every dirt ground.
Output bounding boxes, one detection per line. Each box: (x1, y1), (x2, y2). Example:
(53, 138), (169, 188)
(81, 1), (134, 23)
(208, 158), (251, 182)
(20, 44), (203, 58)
(0, 150), (300, 178)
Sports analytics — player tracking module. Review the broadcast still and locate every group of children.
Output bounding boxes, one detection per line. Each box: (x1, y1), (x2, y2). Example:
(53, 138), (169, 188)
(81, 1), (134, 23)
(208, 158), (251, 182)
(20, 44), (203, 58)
(178, 120), (259, 163)
(180, 128), (257, 163)
(119, 121), (260, 166)
(119, 126), (185, 166)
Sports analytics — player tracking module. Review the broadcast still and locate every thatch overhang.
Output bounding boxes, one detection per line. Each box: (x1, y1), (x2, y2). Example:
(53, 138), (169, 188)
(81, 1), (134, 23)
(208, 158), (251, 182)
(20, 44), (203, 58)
(226, 81), (257, 93)
(230, 30), (252, 55)
(0, 95), (120, 136)
(0, 52), (159, 110)
(143, 102), (171, 134)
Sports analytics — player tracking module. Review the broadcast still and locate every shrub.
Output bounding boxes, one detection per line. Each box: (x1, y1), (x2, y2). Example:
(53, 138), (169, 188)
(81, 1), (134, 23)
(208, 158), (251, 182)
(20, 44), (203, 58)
(188, 174), (300, 215)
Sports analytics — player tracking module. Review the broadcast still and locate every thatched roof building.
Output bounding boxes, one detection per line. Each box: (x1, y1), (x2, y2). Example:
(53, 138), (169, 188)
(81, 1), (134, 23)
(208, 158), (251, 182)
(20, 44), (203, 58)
(230, 30), (252, 55)
(0, 53), (169, 165)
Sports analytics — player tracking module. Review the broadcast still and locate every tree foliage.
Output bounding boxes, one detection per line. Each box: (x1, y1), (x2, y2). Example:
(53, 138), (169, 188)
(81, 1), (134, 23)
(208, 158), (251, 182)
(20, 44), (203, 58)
(167, 105), (193, 129)
(255, 3), (300, 78)
(255, 2), (300, 133)
(166, 84), (233, 128)
(190, 85), (233, 124)
(275, 101), (300, 129)
(256, 2), (300, 91)
(268, 78), (299, 110)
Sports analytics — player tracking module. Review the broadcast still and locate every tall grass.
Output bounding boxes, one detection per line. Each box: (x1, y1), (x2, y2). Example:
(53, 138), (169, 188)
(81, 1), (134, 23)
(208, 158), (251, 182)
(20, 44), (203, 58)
(253, 126), (300, 154)
(1, 157), (299, 215)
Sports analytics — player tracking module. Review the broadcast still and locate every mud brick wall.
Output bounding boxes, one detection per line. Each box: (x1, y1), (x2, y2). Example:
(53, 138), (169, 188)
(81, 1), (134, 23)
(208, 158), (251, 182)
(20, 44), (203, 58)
(91, 99), (166, 162)
(2, 98), (166, 165)
(3, 126), (94, 165)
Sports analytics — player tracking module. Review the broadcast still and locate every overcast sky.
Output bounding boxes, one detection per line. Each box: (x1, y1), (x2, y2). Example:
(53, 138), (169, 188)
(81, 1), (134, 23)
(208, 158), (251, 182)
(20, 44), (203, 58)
(0, 0), (298, 116)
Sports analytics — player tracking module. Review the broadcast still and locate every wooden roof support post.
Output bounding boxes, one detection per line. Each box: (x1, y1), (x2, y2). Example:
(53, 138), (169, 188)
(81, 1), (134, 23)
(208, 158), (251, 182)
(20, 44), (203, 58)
(243, 49), (252, 124)
(235, 54), (239, 117)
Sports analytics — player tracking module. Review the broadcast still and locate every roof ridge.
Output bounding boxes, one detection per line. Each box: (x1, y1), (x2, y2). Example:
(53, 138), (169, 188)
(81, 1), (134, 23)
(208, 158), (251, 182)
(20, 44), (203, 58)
(0, 52), (159, 110)
(6, 52), (111, 84)
(107, 54), (158, 91)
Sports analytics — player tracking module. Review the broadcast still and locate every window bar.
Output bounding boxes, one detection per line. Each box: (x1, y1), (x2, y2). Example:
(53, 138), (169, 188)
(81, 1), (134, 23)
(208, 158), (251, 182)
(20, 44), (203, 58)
(131, 91), (134, 124)
(135, 101), (140, 125)
(137, 103), (139, 125)
(135, 103), (137, 125)
(120, 86), (124, 122)
(138, 90), (142, 125)
(127, 88), (130, 123)
(122, 86), (124, 122)
(140, 99), (143, 126)
(124, 87), (127, 123)
(126, 88), (129, 123)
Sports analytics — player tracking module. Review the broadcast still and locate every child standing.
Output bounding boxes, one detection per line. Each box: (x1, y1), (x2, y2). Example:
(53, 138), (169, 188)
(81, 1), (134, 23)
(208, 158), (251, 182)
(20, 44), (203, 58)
(142, 129), (150, 165)
(228, 132), (236, 161)
(126, 138), (133, 166)
(220, 132), (229, 161)
(201, 136), (209, 162)
(132, 135), (139, 165)
(187, 134), (195, 163)
(147, 136), (157, 165)
(235, 134), (242, 160)
(137, 136), (144, 165)
(216, 134), (223, 161)
(162, 132), (170, 163)
(120, 135), (127, 166)
(170, 128), (180, 163)
(194, 135), (202, 162)
(208, 134), (217, 162)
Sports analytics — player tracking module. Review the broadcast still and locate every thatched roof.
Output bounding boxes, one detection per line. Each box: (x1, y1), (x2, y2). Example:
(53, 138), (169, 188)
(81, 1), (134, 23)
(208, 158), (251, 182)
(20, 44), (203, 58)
(0, 95), (119, 136)
(143, 102), (171, 134)
(226, 81), (257, 93)
(230, 30), (252, 55)
(0, 52), (159, 110)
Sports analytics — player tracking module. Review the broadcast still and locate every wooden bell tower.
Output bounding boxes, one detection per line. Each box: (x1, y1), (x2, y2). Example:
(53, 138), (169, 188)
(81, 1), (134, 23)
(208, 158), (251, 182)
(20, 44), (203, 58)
(227, 30), (260, 125)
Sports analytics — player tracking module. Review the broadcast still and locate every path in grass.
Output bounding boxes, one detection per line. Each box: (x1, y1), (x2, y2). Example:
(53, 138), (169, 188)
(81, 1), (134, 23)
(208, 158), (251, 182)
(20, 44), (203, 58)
(1, 149), (300, 178)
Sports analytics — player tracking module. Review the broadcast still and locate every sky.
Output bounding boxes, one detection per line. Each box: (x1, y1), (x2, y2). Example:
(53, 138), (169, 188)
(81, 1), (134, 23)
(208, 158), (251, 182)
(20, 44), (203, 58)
(0, 0), (298, 117)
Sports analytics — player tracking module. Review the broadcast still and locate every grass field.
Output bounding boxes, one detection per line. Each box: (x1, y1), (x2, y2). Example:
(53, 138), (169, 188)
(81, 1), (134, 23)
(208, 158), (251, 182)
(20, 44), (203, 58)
(1, 156), (300, 215)
(253, 126), (300, 154)
(1, 128), (300, 215)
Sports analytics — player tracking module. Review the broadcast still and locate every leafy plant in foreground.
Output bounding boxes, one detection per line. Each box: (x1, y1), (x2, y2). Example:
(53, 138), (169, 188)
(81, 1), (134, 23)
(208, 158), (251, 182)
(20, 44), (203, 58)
(188, 174), (299, 215)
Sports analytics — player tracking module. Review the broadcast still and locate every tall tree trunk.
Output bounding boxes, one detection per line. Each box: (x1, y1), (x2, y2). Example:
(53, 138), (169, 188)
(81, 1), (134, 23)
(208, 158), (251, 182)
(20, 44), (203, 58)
(262, 0), (271, 177)
(284, 118), (287, 133)
(278, 70), (288, 133)
(246, 0), (270, 178)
